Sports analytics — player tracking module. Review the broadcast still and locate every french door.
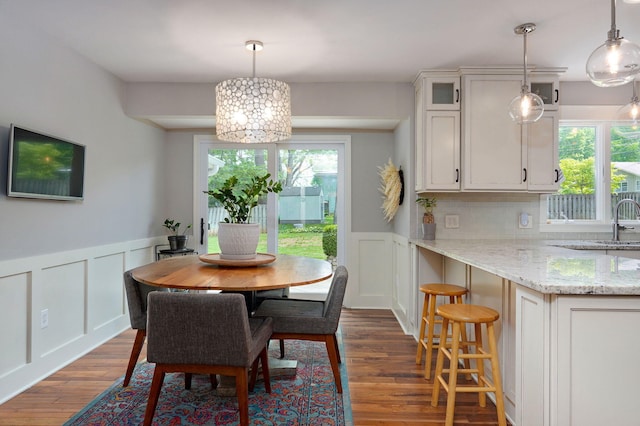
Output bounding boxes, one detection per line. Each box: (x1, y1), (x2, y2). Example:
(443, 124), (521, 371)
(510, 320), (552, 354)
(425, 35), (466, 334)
(194, 136), (348, 272)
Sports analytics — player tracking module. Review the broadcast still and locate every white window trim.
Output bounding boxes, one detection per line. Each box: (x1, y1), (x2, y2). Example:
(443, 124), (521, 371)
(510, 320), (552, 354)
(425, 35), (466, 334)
(538, 120), (639, 233)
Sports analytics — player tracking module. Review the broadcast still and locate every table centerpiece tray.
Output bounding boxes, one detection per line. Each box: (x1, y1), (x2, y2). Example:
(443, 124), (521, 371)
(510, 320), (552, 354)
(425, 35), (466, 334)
(198, 253), (276, 267)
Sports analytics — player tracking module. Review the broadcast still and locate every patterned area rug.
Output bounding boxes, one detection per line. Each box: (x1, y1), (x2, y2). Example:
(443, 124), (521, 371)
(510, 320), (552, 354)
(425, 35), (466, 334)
(65, 339), (351, 425)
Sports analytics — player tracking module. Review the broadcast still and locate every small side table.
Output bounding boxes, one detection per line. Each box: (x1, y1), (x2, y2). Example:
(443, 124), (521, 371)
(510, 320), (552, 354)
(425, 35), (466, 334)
(155, 245), (197, 261)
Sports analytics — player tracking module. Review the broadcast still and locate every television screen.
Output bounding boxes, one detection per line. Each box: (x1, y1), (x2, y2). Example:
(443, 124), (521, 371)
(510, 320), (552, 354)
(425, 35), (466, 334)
(7, 125), (85, 200)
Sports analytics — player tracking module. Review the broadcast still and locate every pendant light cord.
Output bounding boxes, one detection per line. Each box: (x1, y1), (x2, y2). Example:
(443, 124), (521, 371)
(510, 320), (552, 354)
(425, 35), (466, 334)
(609, 0), (617, 38)
(522, 28), (529, 91)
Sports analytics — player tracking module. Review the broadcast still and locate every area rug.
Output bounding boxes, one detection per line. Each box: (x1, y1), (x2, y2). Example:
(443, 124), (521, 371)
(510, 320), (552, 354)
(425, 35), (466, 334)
(65, 338), (352, 425)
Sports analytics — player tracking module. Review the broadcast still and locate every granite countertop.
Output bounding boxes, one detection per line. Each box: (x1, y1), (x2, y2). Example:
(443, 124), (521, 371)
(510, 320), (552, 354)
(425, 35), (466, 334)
(412, 239), (640, 295)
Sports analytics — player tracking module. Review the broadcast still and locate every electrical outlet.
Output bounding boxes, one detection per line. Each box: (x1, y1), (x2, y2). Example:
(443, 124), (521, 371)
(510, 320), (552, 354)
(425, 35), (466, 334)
(518, 213), (533, 229)
(40, 309), (49, 329)
(445, 215), (459, 229)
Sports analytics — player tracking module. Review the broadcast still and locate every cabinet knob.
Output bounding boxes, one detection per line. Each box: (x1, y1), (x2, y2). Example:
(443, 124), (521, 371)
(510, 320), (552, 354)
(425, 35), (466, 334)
(455, 89), (460, 103)
(554, 89), (559, 104)
(455, 168), (460, 183)
(523, 168), (527, 183)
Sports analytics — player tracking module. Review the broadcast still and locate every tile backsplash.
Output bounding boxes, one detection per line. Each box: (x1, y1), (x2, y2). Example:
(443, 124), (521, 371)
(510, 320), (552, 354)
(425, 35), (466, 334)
(421, 193), (621, 241)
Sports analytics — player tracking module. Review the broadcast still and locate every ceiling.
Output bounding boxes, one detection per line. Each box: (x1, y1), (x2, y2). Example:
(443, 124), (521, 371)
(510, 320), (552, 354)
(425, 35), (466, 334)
(3, 0), (640, 129)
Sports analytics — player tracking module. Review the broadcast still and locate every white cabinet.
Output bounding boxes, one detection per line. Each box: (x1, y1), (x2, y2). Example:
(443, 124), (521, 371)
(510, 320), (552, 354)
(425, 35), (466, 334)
(462, 73), (560, 192)
(415, 73), (462, 191)
(415, 68), (562, 193)
(530, 78), (560, 111)
(425, 76), (461, 110)
(463, 75), (526, 190)
(525, 111), (560, 191)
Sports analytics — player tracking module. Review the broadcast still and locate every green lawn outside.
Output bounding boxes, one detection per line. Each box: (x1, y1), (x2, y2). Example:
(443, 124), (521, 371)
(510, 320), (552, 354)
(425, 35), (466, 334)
(207, 223), (327, 259)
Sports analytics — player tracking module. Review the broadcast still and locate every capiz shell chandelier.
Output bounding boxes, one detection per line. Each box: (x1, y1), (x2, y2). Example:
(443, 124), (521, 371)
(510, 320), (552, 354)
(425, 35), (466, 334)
(216, 41), (292, 143)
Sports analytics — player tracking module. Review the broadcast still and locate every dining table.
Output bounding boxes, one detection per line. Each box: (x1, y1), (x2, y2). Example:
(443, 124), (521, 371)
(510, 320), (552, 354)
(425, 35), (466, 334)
(130, 252), (334, 395)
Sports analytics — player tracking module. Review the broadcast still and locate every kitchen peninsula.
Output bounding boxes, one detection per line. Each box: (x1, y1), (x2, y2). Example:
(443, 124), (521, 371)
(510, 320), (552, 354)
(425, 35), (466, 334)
(411, 239), (640, 426)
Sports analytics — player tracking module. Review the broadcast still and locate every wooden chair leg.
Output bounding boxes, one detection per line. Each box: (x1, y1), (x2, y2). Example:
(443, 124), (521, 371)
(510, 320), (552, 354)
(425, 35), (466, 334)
(444, 321), (462, 426)
(474, 323), (486, 407)
(249, 347), (271, 393)
(487, 323), (507, 426)
(279, 339), (285, 358)
(333, 334), (342, 363)
(249, 358), (259, 392)
(424, 294), (438, 379)
(143, 366), (165, 426)
(184, 373), (192, 390)
(260, 347), (271, 393)
(431, 317), (449, 407)
(325, 335), (343, 393)
(210, 374), (218, 389)
(235, 368), (250, 426)
(123, 329), (146, 387)
(416, 293), (429, 364)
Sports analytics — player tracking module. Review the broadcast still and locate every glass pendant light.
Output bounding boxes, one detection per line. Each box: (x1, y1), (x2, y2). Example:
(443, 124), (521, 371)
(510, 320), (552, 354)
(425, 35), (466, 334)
(216, 41), (292, 143)
(509, 23), (544, 124)
(586, 0), (640, 87)
(617, 79), (640, 127)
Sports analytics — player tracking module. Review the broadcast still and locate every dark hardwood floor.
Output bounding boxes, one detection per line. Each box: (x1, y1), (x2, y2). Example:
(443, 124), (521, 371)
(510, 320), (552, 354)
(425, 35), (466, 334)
(0, 309), (508, 425)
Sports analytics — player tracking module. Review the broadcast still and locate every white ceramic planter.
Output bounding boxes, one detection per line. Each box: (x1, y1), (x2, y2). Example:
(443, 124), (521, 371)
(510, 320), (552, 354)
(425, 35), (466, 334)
(218, 223), (260, 260)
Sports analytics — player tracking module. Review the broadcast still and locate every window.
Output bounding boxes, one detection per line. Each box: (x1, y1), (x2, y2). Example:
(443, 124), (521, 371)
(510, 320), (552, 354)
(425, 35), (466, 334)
(545, 122), (640, 226)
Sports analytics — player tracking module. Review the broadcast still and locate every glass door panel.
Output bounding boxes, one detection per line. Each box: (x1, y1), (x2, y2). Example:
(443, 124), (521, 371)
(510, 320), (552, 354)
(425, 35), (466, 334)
(277, 148), (338, 259)
(205, 148), (269, 254)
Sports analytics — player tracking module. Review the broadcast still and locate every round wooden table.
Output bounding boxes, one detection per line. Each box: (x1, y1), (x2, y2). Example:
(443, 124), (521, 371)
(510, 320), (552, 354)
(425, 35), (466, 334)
(131, 253), (334, 389)
(131, 253), (333, 292)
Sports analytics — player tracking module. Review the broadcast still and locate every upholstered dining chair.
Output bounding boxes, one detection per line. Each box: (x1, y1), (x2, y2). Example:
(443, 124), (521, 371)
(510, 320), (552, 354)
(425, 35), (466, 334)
(123, 269), (168, 387)
(143, 292), (273, 426)
(253, 265), (348, 393)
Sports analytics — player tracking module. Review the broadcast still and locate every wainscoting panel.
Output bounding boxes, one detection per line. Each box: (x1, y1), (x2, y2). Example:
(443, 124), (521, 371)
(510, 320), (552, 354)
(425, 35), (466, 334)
(0, 272), (30, 378)
(40, 261), (86, 357)
(391, 235), (412, 333)
(347, 232), (393, 309)
(0, 238), (160, 405)
(90, 253), (127, 332)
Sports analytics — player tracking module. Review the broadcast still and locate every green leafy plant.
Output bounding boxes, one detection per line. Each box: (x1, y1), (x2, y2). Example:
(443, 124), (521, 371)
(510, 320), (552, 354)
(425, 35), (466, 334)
(322, 225), (338, 258)
(416, 197), (437, 223)
(204, 173), (283, 224)
(163, 219), (192, 235)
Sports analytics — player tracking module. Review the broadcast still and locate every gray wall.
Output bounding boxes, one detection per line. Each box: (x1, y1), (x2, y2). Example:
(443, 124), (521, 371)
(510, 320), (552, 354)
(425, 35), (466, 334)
(0, 15), (166, 261)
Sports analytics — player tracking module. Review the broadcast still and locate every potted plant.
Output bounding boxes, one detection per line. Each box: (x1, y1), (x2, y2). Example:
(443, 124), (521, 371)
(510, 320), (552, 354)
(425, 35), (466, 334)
(204, 173), (282, 259)
(416, 196), (437, 240)
(163, 219), (192, 251)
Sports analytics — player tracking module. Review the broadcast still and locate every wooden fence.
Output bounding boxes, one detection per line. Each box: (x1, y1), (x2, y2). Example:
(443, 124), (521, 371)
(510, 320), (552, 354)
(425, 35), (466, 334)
(208, 205), (267, 234)
(547, 192), (640, 220)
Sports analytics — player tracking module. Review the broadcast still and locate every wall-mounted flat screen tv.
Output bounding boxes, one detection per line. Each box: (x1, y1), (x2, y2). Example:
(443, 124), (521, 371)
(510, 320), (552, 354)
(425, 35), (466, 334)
(7, 125), (85, 201)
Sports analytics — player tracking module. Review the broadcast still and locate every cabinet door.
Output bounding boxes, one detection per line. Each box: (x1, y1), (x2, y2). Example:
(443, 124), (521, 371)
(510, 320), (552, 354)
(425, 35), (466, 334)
(530, 79), (559, 111)
(526, 112), (559, 192)
(426, 77), (461, 110)
(423, 111), (460, 190)
(463, 76), (526, 190)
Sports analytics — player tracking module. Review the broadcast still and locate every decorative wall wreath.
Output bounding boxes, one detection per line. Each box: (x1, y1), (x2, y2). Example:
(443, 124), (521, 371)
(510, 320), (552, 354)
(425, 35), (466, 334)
(378, 159), (404, 222)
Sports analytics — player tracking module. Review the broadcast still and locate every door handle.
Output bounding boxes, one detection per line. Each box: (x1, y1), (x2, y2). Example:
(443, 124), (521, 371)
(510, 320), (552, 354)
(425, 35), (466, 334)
(200, 218), (205, 245)
(455, 168), (459, 183)
(455, 89), (460, 103)
(554, 169), (559, 183)
(523, 168), (527, 183)
(554, 89), (559, 104)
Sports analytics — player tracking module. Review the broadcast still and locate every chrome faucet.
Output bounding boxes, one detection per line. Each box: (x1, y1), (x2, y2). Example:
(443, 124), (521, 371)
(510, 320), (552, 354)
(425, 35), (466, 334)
(613, 199), (640, 241)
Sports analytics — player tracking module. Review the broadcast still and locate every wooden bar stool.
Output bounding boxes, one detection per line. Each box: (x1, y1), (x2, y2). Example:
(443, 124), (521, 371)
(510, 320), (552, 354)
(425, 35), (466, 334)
(430, 304), (507, 426)
(415, 283), (468, 379)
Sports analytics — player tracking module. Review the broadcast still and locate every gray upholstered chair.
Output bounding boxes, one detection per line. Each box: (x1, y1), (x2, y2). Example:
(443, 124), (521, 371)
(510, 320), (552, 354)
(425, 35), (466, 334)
(253, 265), (348, 393)
(143, 292), (273, 426)
(123, 270), (168, 387)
